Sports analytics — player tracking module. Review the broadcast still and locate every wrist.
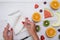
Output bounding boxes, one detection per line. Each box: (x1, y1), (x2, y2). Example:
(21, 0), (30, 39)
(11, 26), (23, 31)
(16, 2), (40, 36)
(9, 39), (13, 40)
(5, 38), (8, 40)
(32, 33), (39, 40)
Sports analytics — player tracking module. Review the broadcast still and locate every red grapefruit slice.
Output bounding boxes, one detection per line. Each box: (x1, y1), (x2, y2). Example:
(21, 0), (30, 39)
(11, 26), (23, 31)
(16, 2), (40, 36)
(44, 9), (53, 18)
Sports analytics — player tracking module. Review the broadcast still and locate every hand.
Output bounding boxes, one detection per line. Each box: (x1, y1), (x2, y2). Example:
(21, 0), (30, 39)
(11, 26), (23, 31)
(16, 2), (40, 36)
(22, 18), (39, 40)
(3, 24), (13, 40)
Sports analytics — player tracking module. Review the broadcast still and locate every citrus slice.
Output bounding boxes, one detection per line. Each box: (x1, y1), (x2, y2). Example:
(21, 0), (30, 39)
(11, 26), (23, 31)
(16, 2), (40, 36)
(46, 27), (56, 38)
(43, 20), (50, 27)
(44, 9), (53, 18)
(59, 3), (60, 5)
(32, 12), (41, 22)
(50, 1), (59, 10)
(53, 0), (58, 1)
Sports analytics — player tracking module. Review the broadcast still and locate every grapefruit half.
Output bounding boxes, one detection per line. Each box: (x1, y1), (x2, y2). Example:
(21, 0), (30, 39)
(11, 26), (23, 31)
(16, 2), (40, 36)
(44, 9), (53, 18)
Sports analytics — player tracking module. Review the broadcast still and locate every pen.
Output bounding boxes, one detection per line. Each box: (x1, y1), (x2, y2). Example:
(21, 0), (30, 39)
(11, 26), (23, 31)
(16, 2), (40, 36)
(21, 36), (30, 40)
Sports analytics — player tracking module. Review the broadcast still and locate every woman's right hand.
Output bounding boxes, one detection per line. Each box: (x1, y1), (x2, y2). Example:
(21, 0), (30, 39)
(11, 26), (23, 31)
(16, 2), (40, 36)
(22, 18), (39, 40)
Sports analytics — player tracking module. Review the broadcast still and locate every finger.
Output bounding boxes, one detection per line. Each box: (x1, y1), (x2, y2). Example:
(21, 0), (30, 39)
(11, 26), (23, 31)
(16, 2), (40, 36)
(3, 31), (5, 37)
(24, 18), (31, 28)
(26, 17), (28, 19)
(27, 20), (36, 28)
(25, 17), (28, 23)
(25, 18), (32, 25)
(24, 22), (31, 29)
(24, 22), (31, 30)
(24, 22), (27, 27)
(3, 24), (10, 38)
(22, 21), (24, 24)
(5, 24), (10, 31)
(8, 28), (13, 39)
(22, 19), (30, 24)
(4, 24), (10, 34)
(10, 28), (13, 36)
(3, 30), (8, 38)
(24, 18), (29, 27)
(27, 19), (32, 26)
(31, 22), (35, 25)
(25, 17), (32, 24)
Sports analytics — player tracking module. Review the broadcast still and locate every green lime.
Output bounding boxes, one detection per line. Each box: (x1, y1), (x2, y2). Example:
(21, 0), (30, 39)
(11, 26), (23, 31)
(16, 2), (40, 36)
(36, 25), (40, 32)
(43, 20), (50, 27)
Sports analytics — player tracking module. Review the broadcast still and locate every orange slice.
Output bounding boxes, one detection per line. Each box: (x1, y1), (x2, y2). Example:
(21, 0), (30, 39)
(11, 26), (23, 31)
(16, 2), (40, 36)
(46, 27), (56, 38)
(50, 1), (59, 10)
(32, 12), (41, 22)
(53, 0), (57, 1)
(59, 3), (60, 7)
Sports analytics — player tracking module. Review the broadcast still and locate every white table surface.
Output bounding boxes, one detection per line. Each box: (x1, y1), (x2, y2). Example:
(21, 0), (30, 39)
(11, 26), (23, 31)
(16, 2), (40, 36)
(0, 0), (60, 40)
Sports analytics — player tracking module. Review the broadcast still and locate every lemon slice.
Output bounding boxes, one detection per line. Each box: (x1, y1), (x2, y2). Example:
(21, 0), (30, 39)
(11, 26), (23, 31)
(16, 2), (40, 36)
(46, 27), (56, 38)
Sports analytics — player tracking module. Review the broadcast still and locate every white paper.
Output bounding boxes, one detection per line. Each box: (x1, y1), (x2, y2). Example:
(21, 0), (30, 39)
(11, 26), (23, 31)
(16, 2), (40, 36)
(13, 16), (26, 34)
(8, 11), (26, 34)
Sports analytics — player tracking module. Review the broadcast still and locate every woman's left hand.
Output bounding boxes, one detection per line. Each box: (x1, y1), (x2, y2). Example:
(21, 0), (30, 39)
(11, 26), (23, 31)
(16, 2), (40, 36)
(3, 24), (13, 40)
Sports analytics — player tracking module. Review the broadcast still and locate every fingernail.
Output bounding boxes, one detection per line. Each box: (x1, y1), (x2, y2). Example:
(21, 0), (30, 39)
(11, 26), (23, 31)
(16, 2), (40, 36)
(22, 22), (25, 24)
(26, 17), (28, 19)
(11, 28), (13, 31)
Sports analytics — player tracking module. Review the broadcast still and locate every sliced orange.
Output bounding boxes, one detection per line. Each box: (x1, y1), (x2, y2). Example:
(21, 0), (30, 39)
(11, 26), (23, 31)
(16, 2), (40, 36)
(53, 0), (57, 1)
(59, 3), (60, 6)
(50, 1), (59, 10)
(32, 12), (41, 22)
(46, 27), (56, 38)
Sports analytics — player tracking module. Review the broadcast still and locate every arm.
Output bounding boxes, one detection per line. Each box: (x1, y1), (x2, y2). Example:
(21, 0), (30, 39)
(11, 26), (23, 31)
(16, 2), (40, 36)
(32, 33), (39, 40)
